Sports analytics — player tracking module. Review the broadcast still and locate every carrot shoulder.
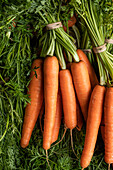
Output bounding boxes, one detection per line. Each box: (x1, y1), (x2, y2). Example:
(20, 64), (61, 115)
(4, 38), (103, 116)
(21, 59), (44, 148)
(77, 49), (98, 89)
(104, 87), (113, 164)
(71, 60), (92, 121)
(80, 85), (105, 169)
(43, 56), (59, 150)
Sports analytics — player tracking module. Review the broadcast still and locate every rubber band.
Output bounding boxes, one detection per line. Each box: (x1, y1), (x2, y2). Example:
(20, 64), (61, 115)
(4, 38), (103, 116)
(82, 49), (92, 53)
(46, 22), (62, 30)
(93, 43), (106, 53)
(105, 39), (113, 44)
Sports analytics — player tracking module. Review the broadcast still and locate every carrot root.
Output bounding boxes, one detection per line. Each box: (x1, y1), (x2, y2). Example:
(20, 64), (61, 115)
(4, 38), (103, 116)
(60, 69), (77, 129)
(104, 87), (113, 164)
(108, 164), (110, 170)
(46, 150), (52, 170)
(70, 129), (78, 158)
(71, 61), (92, 121)
(20, 59), (43, 148)
(51, 126), (67, 148)
(43, 56), (59, 150)
(80, 85), (105, 168)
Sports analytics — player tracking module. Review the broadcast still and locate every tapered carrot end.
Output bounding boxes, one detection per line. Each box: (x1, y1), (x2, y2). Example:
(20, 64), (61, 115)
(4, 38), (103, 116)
(81, 168), (84, 170)
(20, 130), (31, 148)
(20, 138), (29, 148)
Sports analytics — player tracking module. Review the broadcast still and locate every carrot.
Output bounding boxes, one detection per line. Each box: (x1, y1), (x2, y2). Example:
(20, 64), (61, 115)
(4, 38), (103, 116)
(63, 15), (77, 32)
(60, 69), (77, 156)
(43, 56), (59, 150)
(20, 59), (44, 148)
(51, 89), (62, 144)
(71, 60), (92, 121)
(66, 62), (83, 130)
(80, 85), (105, 169)
(60, 69), (77, 130)
(104, 87), (113, 165)
(77, 49), (98, 89)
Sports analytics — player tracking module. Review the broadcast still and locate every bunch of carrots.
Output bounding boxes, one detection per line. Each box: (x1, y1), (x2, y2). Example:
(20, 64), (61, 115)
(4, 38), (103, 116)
(20, 48), (104, 168)
(1, 1), (113, 169)
(20, 10), (113, 170)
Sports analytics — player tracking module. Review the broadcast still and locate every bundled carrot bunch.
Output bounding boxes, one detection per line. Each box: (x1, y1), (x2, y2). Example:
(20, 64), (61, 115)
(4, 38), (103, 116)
(20, 50), (99, 169)
(20, 0), (113, 169)
(1, 0), (113, 169)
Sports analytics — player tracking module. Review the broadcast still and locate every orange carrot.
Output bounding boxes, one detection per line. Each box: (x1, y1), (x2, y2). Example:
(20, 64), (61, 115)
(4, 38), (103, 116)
(104, 87), (113, 165)
(80, 85), (105, 169)
(60, 69), (77, 156)
(63, 15), (77, 32)
(43, 56), (59, 150)
(77, 49), (98, 89)
(21, 59), (44, 148)
(60, 69), (77, 130)
(66, 62), (83, 130)
(51, 89), (62, 144)
(71, 60), (92, 121)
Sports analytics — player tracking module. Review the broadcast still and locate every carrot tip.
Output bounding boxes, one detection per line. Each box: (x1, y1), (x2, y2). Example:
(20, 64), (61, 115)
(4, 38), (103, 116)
(108, 164), (110, 170)
(70, 129), (78, 158)
(20, 139), (29, 148)
(20, 143), (27, 148)
(45, 150), (52, 170)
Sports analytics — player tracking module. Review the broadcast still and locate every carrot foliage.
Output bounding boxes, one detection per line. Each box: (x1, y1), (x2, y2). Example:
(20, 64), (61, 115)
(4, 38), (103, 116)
(0, 0), (111, 169)
(70, 0), (113, 84)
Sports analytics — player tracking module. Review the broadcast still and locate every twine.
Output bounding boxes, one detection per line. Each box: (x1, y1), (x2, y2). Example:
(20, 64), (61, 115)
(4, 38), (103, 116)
(93, 39), (113, 54)
(82, 49), (92, 53)
(46, 22), (62, 30)
(93, 43), (106, 54)
(105, 39), (113, 44)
